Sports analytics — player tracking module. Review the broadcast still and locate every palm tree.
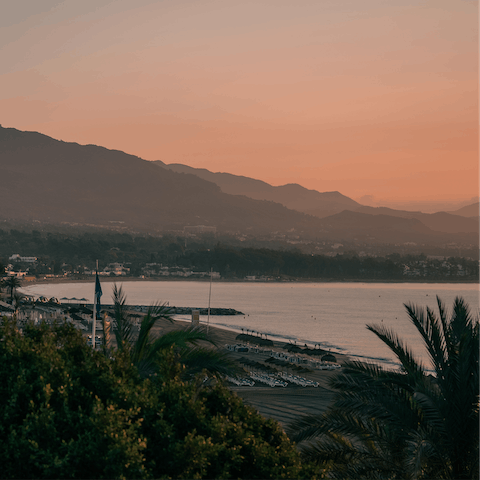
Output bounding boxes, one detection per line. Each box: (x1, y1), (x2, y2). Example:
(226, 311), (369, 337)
(111, 283), (135, 352)
(289, 296), (479, 480)
(1, 276), (22, 304)
(110, 284), (238, 379)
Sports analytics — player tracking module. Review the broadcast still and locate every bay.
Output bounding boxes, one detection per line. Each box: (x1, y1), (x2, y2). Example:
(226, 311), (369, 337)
(21, 280), (478, 370)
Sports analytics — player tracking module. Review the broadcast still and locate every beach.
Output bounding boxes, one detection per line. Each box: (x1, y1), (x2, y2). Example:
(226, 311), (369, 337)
(150, 315), (349, 429)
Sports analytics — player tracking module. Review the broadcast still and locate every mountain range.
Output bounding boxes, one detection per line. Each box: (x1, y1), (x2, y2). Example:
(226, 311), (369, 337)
(0, 125), (477, 245)
(156, 161), (478, 236)
(154, 161), (361, 218)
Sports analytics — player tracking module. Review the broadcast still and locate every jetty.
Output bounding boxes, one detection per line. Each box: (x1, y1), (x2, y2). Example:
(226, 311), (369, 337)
(61, 302), (244, 316)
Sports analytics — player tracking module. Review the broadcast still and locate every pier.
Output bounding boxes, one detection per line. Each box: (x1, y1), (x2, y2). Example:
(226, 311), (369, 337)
(62, 302), (244, 316)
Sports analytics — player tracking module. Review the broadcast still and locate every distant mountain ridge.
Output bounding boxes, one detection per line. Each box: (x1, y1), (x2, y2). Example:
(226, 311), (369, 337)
(155, 161), (361, 218)
(448, 202), (479, 218)
(0, 126), (319, 234)
(0, 126), (477, 245)
(156, 161), (478, 235)
(354, 206), (478, 235)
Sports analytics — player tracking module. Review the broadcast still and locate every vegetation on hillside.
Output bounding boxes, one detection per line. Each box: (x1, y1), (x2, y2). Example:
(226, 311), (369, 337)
(0, 228), (477, 281)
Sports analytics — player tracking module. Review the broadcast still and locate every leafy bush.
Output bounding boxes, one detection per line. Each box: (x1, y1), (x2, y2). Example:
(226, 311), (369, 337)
(0, 319), (310, 479)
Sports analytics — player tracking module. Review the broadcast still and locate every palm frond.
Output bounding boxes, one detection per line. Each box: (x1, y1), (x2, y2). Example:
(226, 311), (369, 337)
(450, 296), (475, 343)
(366, 323), (424, 378)
(132, 326), (213, 378)
(131, 303), (173, 358)
(288, 297), (479, 480)
(404, 302), (450, 379)
(180, 347), (240, 377)
(149, 327), (211, 351)
(111, 283), (134, 352)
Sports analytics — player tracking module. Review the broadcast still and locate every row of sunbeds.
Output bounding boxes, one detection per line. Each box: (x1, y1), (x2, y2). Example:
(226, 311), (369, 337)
(226, 372), (321, 388)
(278, 372), (319, 387)
(225, 344), (341, 370)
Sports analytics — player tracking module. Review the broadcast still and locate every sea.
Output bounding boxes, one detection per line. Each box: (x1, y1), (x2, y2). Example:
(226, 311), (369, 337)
(20, 280), (479, 371)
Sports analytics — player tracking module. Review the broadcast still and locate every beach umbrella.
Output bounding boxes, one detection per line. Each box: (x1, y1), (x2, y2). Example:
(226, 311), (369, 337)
(322, 354), (337, 362)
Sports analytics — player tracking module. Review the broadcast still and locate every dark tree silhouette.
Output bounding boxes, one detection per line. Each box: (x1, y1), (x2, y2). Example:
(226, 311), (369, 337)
(1, 276), (22, 304)
(289, 297), (479, 480)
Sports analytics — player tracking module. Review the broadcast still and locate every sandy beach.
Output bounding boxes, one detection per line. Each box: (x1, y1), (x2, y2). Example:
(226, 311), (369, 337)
(150, 315), (348, 430)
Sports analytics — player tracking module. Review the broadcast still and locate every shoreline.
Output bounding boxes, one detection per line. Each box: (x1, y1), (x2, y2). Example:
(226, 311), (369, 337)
(170, 316), (350, 364)
(152, 316), (350, 428)
(18, 277), (478, 378)
(22, 276), (479, 286)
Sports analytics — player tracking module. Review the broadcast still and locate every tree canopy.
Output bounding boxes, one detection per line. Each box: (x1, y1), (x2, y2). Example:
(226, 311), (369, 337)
(0, 319), (311, 479)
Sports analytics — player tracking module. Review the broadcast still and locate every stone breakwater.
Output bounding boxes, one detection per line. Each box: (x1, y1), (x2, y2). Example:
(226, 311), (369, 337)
(169, 306), (244, 316)
(122, 305), (243, 316)
(66, 303), (244, 316)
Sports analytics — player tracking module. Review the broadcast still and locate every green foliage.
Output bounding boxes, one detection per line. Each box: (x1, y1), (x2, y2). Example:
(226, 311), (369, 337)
(0, 319), (309, 479)
(143, 351), (311, 479)
(289, 296), (479, 480)
(110, 283), (239, 380)
(1, 275), (22, 303)
(0, 319), (148, 479)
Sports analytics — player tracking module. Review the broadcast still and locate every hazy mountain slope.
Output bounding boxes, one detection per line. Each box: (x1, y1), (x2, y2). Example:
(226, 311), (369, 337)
(0, 126), (321, 234)
(155, 161), (360, 218)
(316, 210), (440, 242)
(1, 126), (475, 245)
(355, 206), (478, 234)
(448, 202), (479, 218)
(155, 161), (478, 235)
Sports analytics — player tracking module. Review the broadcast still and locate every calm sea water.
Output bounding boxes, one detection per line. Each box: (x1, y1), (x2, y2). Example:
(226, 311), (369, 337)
(21, 281), (479, 370)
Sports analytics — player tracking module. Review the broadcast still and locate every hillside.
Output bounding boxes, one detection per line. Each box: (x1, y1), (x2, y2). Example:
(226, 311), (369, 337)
(0, 126), (322, 234)
(157, 162), (478, 235)
(354, 206), (478, 234)
(448, 202), (479, 218)
(0, 126), (476, 246)
(156, 161), (360, 218)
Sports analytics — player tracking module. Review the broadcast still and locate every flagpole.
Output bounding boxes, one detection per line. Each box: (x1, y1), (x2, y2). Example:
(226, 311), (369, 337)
(92, 259), (98, 349)
(207, 267), (212, 335)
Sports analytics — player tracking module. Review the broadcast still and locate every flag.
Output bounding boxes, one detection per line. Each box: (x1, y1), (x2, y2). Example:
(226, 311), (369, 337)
(95, 270), (102, 319)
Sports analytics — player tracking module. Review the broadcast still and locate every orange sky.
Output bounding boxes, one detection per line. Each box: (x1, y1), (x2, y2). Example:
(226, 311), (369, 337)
(1, 0), (478, 207)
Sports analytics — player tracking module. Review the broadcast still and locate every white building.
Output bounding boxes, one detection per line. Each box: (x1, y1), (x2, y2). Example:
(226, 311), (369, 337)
(9, 254), (37, 263)
(102, 263), (130, 276)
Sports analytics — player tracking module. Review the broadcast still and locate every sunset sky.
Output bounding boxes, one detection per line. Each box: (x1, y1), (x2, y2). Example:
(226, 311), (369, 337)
(1, 0), (478, 209)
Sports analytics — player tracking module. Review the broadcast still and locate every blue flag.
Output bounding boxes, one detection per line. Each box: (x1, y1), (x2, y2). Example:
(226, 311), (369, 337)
(95, 271), (102, 319)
